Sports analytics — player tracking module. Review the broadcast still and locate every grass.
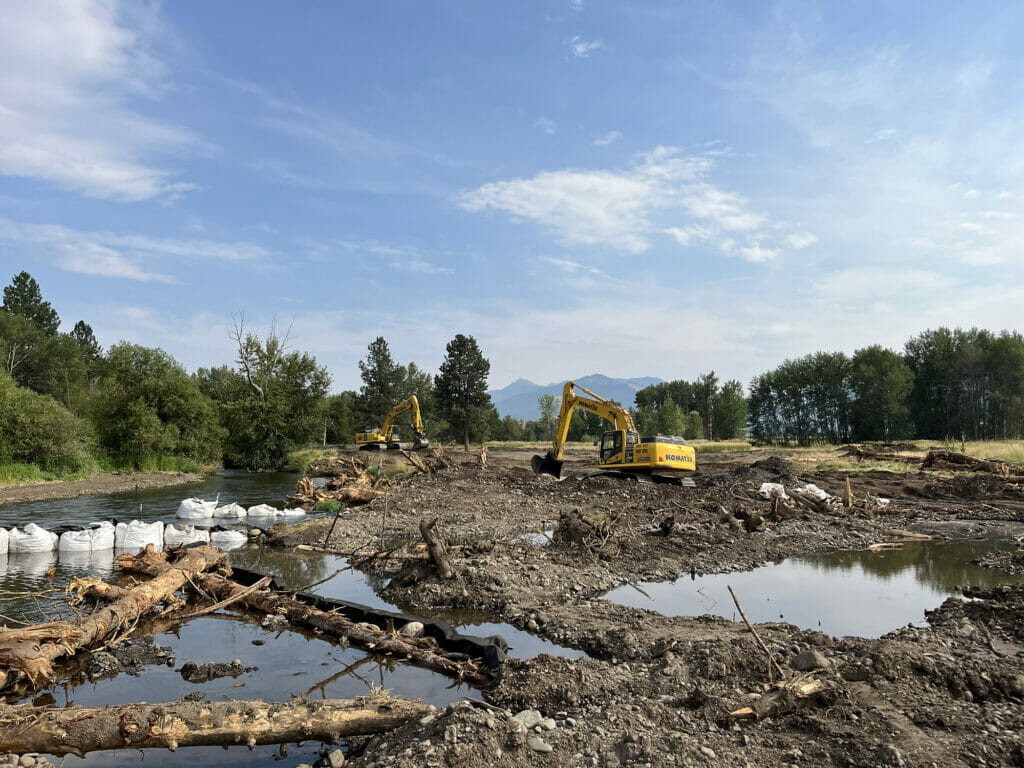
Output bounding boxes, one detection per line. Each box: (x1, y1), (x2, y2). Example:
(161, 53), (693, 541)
(284, 448), (337, 474)
(915, 439), (1024, 465)
(690, 440), (753, 453)
(96, 454), (206, 474)
(0, 462), (62, 484)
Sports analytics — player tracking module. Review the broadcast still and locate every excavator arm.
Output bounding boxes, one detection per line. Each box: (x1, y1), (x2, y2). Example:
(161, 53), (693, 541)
(532, 381), (635, 476)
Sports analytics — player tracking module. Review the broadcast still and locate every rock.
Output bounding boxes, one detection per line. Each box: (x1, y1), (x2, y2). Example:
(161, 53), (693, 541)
(794, 648), (830, 671)
(260, 614), (290, 631)
(527, 736), (553, 753)
(19, 758), (34, 768)
(84, 652), (120, 681)
(514, 709), (544, 729)
(875, 744), (905, 767)
(399, 621), (425, 638)
(700, 745), (717, 759)
(541, 717), (557, 730)
(327, 749), (345, 768)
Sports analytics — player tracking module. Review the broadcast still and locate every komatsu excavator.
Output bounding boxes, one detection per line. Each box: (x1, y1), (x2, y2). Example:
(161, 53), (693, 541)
(356, 395), (430, 450)
(531, 381), (696, 482)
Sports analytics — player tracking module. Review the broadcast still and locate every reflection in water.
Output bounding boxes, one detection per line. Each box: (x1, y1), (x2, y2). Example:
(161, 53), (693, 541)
(604, 539), (1024, 638)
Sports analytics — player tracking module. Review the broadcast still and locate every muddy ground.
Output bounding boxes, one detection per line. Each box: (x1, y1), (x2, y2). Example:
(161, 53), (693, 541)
(267, 446), (1024, 768)
(0, 471), (203, 505)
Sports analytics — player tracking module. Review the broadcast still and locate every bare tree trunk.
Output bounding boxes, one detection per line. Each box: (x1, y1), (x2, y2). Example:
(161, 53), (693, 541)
(463, 425), (470, 452)
(419, 517), (455, 580)
(0, 695), (428, 756)
(0, 546), (226, 692)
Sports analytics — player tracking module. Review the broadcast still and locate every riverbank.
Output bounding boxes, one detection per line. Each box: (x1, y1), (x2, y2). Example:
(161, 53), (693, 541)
(0, 471), (204, 506)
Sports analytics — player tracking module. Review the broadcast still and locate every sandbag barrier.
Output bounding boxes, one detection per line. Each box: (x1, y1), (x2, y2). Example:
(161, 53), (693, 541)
(229, 566), (509, 671)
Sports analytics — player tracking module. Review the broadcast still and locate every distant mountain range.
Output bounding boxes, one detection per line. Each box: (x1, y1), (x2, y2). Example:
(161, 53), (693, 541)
(488, 374), (662, 420)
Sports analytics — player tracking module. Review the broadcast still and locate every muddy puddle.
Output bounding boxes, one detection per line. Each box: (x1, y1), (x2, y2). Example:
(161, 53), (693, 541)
(604, 538), (1024, 637)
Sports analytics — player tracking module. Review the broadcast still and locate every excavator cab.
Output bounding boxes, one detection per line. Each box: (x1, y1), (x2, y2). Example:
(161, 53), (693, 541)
(599, 429), (639, 468)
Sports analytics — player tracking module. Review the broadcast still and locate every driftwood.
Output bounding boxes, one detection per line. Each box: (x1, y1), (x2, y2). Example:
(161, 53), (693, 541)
(401, 445), (452, 475)
(725, 678), (828, 724)
(866, 542), (904, 552)
(0, 695), (428, 756)
(921, 449), (1024, 480)
(843, 476), (853, 508)
(117, 552), (486, 685)
(841, 445), (923, 464)
(0, 545), (226, 691)
(478, 444), (487, 467)
(419, 518), (455, 580)
(789, 489), (841, 516)
(401, 449), (430, 474)
(288, 458), (385, 508)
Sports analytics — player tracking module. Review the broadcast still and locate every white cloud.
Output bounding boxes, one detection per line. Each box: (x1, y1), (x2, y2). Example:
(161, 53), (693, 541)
(0, 217), (271, 282)
(786, 232), (818, 249)
(593, 130), (623, 147)
(569, 36), (603, 58)
(570, 0), (585, 10)
(315, 238), (453, 274)
(535, 117), (558, 135)
(0, 0), (199, 201)
(460, 146), (804, 258)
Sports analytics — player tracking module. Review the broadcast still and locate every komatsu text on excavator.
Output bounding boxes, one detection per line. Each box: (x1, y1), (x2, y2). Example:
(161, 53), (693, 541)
(356, 396), (429, 450)
(531, 381), (696, 482)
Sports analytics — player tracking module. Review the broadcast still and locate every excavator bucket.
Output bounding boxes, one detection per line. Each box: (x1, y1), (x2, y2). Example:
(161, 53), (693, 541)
(532, 453), (563, 479)
(412, 434), (430, 450)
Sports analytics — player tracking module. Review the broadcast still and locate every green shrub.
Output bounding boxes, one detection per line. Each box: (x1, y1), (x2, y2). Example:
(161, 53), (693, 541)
(313, 499), (342, 513)
(0, 372), (93, 474)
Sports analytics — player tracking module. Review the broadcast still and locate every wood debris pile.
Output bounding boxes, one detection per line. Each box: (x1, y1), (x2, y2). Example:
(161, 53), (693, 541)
(287, 457), (385, 508)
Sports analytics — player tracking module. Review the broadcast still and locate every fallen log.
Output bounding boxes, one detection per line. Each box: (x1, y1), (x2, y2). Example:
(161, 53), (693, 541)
(0, 545), (225, 692)
(118, 553), (487, 686)
(866, 542), (904, 552)
(0, 695), (428, 756)
(840, 445), (923, 464)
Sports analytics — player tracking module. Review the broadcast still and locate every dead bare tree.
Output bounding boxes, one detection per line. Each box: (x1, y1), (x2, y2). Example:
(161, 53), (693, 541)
(228, 312), (296, 403)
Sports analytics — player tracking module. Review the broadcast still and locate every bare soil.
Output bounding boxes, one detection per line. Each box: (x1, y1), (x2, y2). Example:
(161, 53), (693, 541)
(0, 471), (203, 506)
(269, 446), (1024, 767)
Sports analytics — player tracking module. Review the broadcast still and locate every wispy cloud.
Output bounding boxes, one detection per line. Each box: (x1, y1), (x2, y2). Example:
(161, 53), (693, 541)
(535, 117), (558, 135)
(0, 218), (270, 282)
(459, 146), (805, 259)
(316, 238), (454, 274)
(593, 130), (622, 147)
(569, 36), (602, 58)
(0, 0), (200, 201)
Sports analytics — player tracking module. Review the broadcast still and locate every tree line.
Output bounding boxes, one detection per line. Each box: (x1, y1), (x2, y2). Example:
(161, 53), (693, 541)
(0, 272), (494, 474)
(748, 329), (1024, 445)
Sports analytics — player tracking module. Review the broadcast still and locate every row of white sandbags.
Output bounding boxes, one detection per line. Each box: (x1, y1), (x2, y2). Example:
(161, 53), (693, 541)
(0, 520), (249, 555)
(176, 498), (306, 520)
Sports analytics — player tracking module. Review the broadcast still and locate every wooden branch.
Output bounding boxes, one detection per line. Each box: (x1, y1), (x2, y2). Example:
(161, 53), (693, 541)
(176, 576), (272, 620)
(0, 545), (226, 692)
(728, 585), (784, 682)
(419, 518), (455, 580)
(114, 559), (487, 686)
(0, 695), (428, 756)
(725, 678), (827, 724)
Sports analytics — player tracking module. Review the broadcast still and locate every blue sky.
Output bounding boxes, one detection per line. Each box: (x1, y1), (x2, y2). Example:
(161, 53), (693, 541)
(1, 0), (1022, 392)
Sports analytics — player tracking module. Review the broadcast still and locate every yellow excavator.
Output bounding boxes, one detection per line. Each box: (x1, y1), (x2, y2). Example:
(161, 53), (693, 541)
(532, 381), (696, 482)
(356, 396), (430, 451)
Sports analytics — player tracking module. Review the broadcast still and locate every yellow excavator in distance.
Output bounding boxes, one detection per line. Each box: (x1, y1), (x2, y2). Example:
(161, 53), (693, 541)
(356, 396), (429, 451)
(532, 381), (696, 482)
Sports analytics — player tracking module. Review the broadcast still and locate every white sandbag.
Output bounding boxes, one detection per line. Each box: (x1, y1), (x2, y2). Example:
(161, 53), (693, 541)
(757, 482), (790, 500)
(210, 529), (247, 551)
(0, 527), (8, 556)
(246, 504), (282, 518)
(164, 524), (211, 547)
(176, 498), (216, 519)
(89, 521), (115, 551)
(213, 502), (246, 518)
(59, 529), (94, 552)
(115, 520), (164, 553)
(9, 523), (58, 553)
(281, 507), (306, 518)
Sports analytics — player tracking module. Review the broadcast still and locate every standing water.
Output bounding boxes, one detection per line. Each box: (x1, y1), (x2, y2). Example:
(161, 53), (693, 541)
(604, 538), (1024, 637)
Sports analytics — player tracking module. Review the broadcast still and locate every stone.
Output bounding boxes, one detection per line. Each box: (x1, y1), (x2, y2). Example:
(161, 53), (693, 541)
(699, 745), (717, 759)
(527, 737), (553, 753)
(514, 709), (544, 729)
(400, 621), (425, 638)
(19, 757), (35, 768)
(541, 717), (557, 731)
(794, 648), (830, 671)
(875, 744), (905, 767)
